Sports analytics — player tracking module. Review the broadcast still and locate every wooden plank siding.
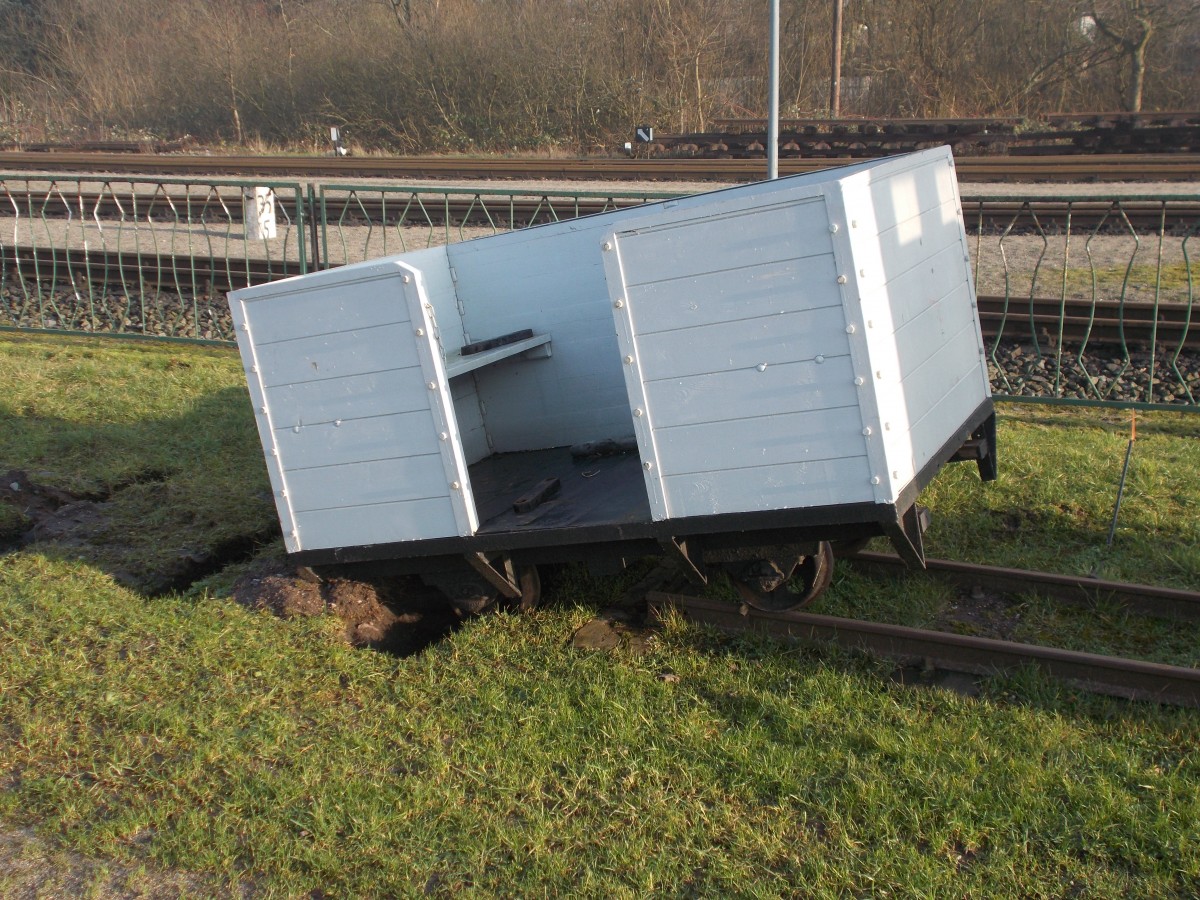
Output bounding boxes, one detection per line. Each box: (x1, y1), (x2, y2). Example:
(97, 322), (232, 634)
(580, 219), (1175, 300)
(604, 195), (874, 520)
(231, 260), (473, 551)
(833, 148), (991, 499)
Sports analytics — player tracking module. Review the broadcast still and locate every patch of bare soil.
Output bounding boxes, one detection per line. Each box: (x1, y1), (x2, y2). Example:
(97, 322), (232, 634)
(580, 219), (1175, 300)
(0, 469), (79, 547)
(933, 585), (1025, 642)
(0, 824), (255, 899)
(232, 560), (459, 656)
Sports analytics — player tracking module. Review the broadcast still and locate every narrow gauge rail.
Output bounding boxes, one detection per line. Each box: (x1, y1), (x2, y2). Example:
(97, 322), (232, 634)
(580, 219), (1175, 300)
(4, 247), (1198, 350)
(2, 152), (1200, 182)
(846, 552), (1200, 622)
(7, 190), (1200, 232)
(648, 591), (1200, 707)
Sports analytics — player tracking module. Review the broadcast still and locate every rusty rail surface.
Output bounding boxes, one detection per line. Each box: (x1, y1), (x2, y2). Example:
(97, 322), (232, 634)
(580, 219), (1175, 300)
(1, 152), (1199, 183)
(648, 592), (1200, 707)
(846, 552), (1200, 622)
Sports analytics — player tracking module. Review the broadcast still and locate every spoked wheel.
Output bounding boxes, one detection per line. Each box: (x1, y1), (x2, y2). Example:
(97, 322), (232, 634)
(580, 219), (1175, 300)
(427, 570), (497, 617)
(731, 541), (835, 612)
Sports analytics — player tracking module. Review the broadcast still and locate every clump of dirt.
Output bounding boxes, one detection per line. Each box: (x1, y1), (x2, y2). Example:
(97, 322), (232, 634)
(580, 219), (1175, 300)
(571, 607), (656, 654)
(232, 566), (326, 618)
(232, 560), (459, 656)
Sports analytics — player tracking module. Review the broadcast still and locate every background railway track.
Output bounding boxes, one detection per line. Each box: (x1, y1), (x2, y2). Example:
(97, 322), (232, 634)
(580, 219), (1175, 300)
(3, 247), (1197, 351)
(3, 152), (1200, 183)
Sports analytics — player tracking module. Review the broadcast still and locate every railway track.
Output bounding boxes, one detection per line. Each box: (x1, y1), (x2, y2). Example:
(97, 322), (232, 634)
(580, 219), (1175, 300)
(3, 246), (1196, 349)
(3, 152), (1200, 183)
(661, 112), (1200, 159)
(648, 572), (1200, 707)
(4, 190), (1199, 232)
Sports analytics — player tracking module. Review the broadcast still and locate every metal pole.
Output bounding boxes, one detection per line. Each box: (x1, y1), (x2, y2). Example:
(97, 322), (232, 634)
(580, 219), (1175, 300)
(768, 0), (780, 179)
(1106, 413), (1137, 547)
(830, 0), (843, 118)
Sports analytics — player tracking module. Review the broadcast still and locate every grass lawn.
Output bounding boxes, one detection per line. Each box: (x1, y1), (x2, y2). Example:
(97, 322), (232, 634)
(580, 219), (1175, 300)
(1, 332), (1198, 897)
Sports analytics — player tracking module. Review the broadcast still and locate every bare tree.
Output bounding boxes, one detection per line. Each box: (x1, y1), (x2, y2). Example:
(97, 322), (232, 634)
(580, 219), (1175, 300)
(1085, 0), (1200, 111)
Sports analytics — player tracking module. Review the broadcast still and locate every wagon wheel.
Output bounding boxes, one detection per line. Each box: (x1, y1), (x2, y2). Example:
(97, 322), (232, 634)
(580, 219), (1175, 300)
(432, 572), (497, 617)
(428, 557), (542, 616)
(732, 541), (835, 612)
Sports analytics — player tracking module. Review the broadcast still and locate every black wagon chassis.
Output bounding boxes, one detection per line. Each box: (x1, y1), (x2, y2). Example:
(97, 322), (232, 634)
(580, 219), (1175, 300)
(301, 402), (997, 610)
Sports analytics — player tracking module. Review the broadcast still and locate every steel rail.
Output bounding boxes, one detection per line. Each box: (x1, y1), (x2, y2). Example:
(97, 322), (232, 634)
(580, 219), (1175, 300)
(647, 592), (1200, 707)
(1, 246), (293, 293)
(2, 152), (1200, 182)
(846, 551), (1200, 621)
(3, 247), (1196, 350)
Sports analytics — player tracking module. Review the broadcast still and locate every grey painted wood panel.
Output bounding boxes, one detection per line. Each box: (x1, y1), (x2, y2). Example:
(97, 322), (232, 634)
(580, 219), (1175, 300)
(273, 408), (440, 470)
(634, 310), (852, 383)
(397, 264), (478, 536)
(892, 283), (976, 375)
(877, 242), (970, 331)
(624, 256), (841, 336)
(228, 293), (299, 550)
(263, 366), (429, 427)
(287, 452), (449, 513)
(293, 497), (459, 548)
(905, 366), (987, 472)
(652, 404), (867, 478)
(831, 147), (988, 505)
(863, 152), (958, 232)
(872, 204), (964, 289)
(482, 401), (636, 455)
(644, 354), (858, 430)
(242, 274), (404, 346)
(896, 322), (983, 428)
(451, 375), (490, 466)
(662, 455), (874, 519)
(616, 199), (830, 288)
(449, 230), (630, 448)
(605, 186), (886, 519)
(254, 322), (414, 389)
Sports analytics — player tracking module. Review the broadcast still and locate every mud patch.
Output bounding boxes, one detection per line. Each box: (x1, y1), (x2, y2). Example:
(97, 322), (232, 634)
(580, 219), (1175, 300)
(0, 469), (79, 548)
(2, 469), (275, 595)
(933, 586), (1024, 642)
(232, 560), (459, 656)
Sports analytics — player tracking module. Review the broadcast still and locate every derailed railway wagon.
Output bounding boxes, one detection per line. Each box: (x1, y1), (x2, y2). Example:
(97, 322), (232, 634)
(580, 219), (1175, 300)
(230, 147), (996, 613)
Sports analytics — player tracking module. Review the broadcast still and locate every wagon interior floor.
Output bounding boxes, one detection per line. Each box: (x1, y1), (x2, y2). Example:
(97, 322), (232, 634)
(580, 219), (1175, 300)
(469, 447), (652, 534)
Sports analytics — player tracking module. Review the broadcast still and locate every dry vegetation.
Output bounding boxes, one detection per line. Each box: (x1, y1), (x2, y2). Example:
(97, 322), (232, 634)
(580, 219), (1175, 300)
(0, 0), (1198, 153)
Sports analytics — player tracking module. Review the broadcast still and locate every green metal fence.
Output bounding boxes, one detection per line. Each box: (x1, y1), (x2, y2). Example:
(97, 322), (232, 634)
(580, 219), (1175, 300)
(965, 195), (1198, 411)
(2, 172), (1197, 412)
(315, 183), (680, 266)
(0, 174), (308, 341)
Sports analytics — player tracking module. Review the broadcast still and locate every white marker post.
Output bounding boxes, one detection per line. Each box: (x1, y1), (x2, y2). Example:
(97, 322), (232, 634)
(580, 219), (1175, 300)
(243, 187), (277, 240)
